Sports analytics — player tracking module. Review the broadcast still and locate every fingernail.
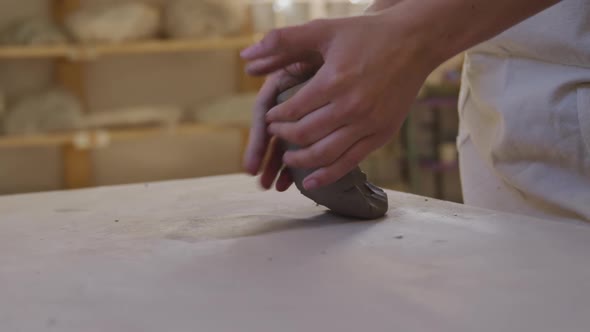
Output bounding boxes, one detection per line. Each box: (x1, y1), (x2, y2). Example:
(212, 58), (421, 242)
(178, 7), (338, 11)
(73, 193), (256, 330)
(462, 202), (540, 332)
(243, 164), (257, 176)
(267, 124), (276, 135)
(243, 156), (261, 175)
(240, 44), (259, 58)
(260, 181), (271, 190)
(244, 166), (257, 176)
(282, 154), (291, 165)
(303, 179), (319, 191)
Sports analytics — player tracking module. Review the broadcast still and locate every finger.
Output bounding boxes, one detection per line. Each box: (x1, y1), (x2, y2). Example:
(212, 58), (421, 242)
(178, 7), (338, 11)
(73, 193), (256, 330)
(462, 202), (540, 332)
(275, 167), (293, 192)
(260, 137), (284, 190)
(243, 74), (280, 175)
(266, 69), (334, 122)
(282, 61), (321, 82)
(283, 124), (369, 169)
(302, 135), (384, 190)
(244, 63), (321, 174)
(246, 55), (294, 76)
(268, 103), (343, 147)
(240, 21), (327, 60)
(276, 63), (318, 92)
(246, 53), (323, 77)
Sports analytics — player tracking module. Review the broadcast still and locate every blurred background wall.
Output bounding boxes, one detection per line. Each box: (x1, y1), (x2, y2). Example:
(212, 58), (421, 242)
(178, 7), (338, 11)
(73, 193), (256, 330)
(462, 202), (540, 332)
(0, 0), (463, 202)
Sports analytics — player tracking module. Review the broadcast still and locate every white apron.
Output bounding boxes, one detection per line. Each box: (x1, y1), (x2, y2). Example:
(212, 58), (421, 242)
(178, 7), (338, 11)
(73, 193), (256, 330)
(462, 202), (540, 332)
(458, 0), (590, 222)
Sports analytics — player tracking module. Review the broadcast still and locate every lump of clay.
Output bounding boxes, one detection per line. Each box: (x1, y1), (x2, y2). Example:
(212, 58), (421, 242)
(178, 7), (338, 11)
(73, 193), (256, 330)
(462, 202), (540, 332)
(0, 18), (68, 45)
(276, 82), (389, 220)
(163, 0), (245, 39)
(3, 88), (84, 135)
(65, 2), (160, 43)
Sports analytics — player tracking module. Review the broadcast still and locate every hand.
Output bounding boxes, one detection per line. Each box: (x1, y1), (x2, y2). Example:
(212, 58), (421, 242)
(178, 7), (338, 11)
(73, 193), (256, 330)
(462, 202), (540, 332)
(241, 10), (439, 191)
(243, 62), (319, 191)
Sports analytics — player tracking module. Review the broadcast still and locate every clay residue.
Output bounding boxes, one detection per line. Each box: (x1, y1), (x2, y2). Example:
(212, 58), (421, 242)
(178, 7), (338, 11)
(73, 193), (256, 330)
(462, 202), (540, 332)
(165, 213), (347, 242)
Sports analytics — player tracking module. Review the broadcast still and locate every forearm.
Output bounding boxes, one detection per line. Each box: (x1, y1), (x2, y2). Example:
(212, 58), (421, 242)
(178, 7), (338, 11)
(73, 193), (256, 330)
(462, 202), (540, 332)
(380, 0), (560, 65)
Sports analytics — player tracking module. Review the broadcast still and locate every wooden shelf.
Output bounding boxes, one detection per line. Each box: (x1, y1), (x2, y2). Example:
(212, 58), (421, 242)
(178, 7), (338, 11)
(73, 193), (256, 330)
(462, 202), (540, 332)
(0, 0), (262, 190)
(0, 123), (246, 149)
(0, 35), (260, 60)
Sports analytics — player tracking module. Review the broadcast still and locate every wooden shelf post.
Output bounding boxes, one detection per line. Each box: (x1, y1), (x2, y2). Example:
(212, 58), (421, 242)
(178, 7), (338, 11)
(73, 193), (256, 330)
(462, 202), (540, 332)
(236, 4), (264, 166)
(0, 0), (268, 190)
(51, 0), (93, 189)
(62, 143), (93, 189)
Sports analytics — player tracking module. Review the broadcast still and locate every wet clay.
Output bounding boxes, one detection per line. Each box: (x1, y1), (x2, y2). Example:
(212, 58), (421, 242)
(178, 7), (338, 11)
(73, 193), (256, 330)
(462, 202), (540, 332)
(276, 82), (388, 219)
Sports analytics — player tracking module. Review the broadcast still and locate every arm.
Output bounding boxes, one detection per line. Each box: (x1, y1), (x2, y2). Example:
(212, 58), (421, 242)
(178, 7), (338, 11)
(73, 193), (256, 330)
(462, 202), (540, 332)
(389, 0), (560, 65)
(242, 0), (560, 190)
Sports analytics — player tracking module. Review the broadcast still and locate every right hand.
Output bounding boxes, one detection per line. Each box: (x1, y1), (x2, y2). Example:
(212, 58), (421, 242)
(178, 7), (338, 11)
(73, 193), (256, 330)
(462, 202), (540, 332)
(244, 0), (406, 192)
(241, 11), (438, 191)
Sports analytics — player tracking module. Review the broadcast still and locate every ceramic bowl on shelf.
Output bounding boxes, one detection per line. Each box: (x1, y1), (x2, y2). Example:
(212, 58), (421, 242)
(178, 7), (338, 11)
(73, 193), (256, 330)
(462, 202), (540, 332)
(276, 2), (311, 27)
(250, 2), (275, 33)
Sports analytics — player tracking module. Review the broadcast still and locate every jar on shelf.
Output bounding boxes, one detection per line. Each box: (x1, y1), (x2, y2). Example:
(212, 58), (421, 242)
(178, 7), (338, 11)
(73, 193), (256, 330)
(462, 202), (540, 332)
(273, 0), (311, 27)
(326, 0), (370, 18)
(250, 1), (275, 33)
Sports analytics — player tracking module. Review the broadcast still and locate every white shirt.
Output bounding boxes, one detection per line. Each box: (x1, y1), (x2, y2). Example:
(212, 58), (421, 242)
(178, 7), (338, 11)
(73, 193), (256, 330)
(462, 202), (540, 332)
(459, 0), (590, 221)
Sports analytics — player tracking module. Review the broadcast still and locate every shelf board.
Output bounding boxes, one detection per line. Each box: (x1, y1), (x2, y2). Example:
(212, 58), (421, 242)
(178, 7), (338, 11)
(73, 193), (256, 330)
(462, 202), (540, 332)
(0, 35), (260, 60)
(0, 123), (246, 149)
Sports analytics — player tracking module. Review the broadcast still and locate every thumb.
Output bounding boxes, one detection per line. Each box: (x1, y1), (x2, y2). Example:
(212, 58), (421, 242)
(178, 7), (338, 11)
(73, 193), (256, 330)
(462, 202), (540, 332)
(241, 20), (329, 60)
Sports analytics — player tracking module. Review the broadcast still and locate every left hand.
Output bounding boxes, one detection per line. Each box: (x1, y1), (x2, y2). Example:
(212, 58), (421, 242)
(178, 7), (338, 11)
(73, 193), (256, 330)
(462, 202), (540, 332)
(244, 62), (319, 191)
(241, 10), (439, 190)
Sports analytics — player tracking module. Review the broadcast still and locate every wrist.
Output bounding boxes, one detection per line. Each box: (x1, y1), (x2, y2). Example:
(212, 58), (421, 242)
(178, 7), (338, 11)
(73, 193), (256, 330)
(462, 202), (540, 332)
(376, 6), (447, 74)
(377, 0), (561, 69)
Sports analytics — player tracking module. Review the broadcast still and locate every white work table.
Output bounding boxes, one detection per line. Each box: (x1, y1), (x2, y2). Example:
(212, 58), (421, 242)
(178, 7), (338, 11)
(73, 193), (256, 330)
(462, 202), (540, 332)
(1, 175), (589, 332)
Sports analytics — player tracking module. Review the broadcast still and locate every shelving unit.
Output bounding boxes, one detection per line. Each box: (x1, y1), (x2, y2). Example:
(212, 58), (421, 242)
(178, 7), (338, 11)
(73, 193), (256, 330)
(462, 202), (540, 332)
(0, 0), (266, 190)
(0, 36), (261, 60)
(0, 0), (379, 194)
(0, 123), (243, 149)
(404, 83), (461, 201)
